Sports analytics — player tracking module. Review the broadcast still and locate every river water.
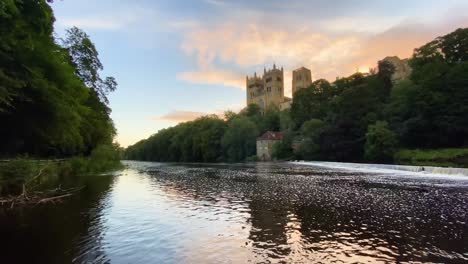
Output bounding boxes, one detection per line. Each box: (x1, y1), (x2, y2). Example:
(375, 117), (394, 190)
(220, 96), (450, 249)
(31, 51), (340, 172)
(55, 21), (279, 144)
(1, 161), (468, 263)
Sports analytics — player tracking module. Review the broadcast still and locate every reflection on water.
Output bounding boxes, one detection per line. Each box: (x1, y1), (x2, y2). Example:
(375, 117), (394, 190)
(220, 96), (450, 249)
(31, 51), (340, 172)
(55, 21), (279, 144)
(1, 161), (468, 263)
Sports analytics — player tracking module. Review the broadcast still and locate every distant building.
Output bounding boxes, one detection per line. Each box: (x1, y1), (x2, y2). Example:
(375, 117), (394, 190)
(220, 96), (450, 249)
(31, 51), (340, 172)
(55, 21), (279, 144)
(292, 67), (312, 96)
(381, 56), (412, 82)
(257, 131), (284, 161)
(279, 97), (292, 111)
(246, 65), (312, 111)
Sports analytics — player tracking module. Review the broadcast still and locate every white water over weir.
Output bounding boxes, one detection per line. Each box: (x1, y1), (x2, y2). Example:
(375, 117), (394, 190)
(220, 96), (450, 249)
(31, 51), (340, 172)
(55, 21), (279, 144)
(293, 161), (468, 179)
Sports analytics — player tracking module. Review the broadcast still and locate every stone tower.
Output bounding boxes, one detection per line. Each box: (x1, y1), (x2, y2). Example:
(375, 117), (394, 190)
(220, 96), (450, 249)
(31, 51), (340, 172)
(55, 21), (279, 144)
(246, 64), (285, 110)
(246, 72), (264, 108)
(292, 67), (312, 96)
(263, 64), (284, 108)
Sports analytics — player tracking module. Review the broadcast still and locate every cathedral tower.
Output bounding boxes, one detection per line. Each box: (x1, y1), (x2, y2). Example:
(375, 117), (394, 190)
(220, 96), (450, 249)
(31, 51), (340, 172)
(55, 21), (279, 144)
(292, 67), (312, 96)
(262, 64), (284, 108)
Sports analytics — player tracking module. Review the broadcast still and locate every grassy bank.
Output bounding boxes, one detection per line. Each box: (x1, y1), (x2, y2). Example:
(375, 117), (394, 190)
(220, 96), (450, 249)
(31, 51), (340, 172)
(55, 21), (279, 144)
(394, 148), (468, 168)
(0, 145), (122, 196)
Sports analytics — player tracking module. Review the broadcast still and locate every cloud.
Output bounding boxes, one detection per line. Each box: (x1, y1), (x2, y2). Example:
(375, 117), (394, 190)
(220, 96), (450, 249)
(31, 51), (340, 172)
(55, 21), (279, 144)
(154, 111), (212, 123)
(177, 8), (468, 92)
(54, 3), (160, 32)
(344, 16), (468, 75)
(177, 22), (363, 93)
(58, 16), (134, 30)
(177, 69), (245, 89)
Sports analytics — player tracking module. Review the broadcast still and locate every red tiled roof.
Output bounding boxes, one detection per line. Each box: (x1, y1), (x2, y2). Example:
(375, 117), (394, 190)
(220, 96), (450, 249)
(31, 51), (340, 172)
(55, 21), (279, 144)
(258, 131), (284, 141)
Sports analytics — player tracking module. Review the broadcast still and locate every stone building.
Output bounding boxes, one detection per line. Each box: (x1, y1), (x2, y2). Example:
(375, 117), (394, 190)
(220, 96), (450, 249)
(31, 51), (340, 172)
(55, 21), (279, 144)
(279, 97), (292, 111)
(381, 56), (412, 82)
(246, 64), (285, 110)
(256, 131), (284, 161)
(292, 67), (312, 96)
(247, 65), (310, 111)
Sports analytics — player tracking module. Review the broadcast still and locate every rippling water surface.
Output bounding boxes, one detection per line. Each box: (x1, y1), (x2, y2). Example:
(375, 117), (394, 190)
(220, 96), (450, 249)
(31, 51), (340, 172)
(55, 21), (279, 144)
(1, 161), (468, 263)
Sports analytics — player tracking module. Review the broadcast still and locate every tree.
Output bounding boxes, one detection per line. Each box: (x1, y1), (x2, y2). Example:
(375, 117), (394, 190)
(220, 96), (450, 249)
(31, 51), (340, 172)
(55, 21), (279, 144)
(377, 59), (395, 99)
(260, 105), (280, 133)
(0, 1), (117, 158)
(272, 130), (294, 160)
(296, 119), (325, 160)
(290, 79), (333, 128)
(364, 121), (398, 163)
(63, 27), (117, 104)
(221, 117), (259, 162)
(412, 28), (468, 66)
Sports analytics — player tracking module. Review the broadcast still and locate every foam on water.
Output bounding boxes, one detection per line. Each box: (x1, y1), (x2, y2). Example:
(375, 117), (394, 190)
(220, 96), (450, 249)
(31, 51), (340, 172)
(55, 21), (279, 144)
(293, 161), (468, 180)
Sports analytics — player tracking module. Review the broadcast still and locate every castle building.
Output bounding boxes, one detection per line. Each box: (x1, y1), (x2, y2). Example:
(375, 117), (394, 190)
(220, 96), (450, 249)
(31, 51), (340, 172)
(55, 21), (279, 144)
(381, 56), (412, 82)
(246, 64), (286, 110)
(246, 65), (312, 111)
(292, 67), (312, 95)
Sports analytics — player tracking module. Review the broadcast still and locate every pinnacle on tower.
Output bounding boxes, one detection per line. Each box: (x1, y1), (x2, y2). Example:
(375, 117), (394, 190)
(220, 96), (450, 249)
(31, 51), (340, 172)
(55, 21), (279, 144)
(273, 63), (276, 70)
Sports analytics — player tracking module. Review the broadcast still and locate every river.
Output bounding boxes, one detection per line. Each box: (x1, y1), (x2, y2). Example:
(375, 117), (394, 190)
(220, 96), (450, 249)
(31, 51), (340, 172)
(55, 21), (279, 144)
(1, 161), (467, 263)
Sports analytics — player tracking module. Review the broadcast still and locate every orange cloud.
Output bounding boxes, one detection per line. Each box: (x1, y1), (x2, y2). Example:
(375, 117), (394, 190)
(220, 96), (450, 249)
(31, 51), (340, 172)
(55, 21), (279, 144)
(178, 15), (468, 91)
(154, 111), (208, 122)
(177, 69), (245, 89)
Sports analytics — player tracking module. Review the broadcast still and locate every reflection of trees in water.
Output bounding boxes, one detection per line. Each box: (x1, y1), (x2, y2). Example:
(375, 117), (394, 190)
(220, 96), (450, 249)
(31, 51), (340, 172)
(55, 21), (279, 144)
(0, 175), (115, 264)
(248, 198), (291, 258)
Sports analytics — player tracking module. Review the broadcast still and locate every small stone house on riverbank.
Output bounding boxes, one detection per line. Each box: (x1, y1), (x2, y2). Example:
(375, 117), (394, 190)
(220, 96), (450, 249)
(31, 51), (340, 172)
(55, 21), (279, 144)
(257, 131), (284, 161)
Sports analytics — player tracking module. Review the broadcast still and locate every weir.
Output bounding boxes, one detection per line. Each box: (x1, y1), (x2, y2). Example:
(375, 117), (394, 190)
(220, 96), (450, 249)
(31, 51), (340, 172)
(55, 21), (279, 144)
(294, 161), (468, 178)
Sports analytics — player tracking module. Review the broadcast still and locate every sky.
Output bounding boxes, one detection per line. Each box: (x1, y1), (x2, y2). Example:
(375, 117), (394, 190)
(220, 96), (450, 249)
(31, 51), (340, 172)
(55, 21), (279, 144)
(50, 0), (468, 147)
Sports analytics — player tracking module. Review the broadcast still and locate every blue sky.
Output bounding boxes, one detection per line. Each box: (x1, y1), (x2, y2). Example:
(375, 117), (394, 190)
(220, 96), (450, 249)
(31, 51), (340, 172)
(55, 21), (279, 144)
(50, 0), (468, 147)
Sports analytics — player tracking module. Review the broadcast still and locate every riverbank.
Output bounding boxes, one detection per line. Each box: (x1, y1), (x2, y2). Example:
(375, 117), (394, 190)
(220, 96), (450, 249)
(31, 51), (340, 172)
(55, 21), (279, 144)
(0, 146), (122, 204)
(394, 148), (468, 168)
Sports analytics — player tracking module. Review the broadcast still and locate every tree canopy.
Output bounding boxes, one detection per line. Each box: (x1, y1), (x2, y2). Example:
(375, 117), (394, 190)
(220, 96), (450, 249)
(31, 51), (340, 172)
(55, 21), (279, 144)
(0, 0), (117, 157)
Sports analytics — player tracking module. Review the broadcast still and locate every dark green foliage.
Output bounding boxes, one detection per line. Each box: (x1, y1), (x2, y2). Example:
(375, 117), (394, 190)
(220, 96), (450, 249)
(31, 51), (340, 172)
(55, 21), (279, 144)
(222, 117), (258, 162)
(395, 148), (468, 167)
(62, 27), (117, 105)
(272, 130), (294, 160)
(0, 145), (122, 195)
(126, 116), (227, 162)
(0, 1), (117, 158)
(290, 79), (333, 128)
(125, 107), (288, 162)
(296, 119), (325, 160)
(364, 121), (398, 163)
(388, 28), (468, 148)
(377, 59), (395, 99)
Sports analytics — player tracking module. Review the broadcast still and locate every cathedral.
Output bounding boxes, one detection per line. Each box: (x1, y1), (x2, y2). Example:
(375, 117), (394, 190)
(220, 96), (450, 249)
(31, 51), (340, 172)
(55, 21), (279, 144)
(246, 65), (312, 111)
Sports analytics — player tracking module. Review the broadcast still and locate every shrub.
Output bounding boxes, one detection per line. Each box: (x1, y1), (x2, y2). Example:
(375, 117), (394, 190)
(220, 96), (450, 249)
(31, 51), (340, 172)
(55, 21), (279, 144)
(364, 121), (398, 163)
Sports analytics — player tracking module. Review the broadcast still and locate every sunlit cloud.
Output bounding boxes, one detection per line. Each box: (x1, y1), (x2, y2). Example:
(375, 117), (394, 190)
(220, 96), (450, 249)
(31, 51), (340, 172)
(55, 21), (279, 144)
(154, 111), (209, 123)
(177, 69), (245, 90)
(177, 13), (468, 92)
